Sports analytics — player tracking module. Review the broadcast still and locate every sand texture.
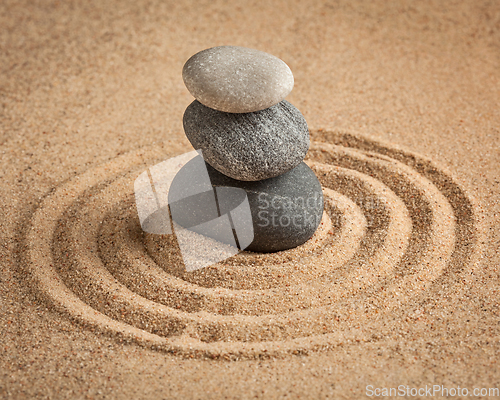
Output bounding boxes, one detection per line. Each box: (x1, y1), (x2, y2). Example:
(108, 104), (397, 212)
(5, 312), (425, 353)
(1, 0), (499, 399)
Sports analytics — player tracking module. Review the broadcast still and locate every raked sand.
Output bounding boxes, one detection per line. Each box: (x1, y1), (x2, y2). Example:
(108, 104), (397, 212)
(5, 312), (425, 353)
(1, 0), (499, 398)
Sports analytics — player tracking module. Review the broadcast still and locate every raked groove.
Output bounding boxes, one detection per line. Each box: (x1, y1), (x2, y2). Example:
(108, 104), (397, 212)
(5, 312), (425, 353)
(24, 131), (484, 359)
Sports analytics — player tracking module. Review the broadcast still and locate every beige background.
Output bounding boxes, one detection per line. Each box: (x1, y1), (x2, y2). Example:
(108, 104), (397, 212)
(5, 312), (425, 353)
(1, 0), (499, 398)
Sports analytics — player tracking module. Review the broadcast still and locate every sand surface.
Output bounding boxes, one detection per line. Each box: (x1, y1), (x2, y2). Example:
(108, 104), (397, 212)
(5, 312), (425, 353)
(1, 0), (499, 398)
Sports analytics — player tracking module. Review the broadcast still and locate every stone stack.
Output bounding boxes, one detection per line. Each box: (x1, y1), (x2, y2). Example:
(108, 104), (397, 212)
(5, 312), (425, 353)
(175, 46), (323, 253)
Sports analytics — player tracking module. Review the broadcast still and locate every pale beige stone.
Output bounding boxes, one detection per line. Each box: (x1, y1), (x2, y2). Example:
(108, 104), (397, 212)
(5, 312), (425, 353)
(182, 46), (294, 113)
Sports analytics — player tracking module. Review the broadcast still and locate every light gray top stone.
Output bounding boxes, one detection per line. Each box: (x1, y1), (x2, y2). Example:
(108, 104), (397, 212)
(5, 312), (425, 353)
(182, 46), (294, 113)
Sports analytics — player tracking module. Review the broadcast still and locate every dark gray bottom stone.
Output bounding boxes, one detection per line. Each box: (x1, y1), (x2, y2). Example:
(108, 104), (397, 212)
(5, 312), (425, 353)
(167, 156), (324, 253)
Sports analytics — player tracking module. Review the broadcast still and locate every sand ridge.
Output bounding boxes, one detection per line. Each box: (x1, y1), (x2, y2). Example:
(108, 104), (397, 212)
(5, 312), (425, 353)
(23, 130), (485, 360)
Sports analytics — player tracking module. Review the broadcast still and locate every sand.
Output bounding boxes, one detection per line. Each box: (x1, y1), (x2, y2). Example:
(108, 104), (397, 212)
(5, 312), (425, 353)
(1, 0), (499, 398)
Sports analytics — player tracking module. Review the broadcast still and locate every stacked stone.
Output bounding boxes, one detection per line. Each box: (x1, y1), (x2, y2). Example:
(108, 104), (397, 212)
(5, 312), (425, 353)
(178, 46), (323, 253)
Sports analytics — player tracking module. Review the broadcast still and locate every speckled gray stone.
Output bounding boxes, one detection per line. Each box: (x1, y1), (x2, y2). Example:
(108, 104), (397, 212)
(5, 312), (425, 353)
(182, 46), (294, 113)
(183, 100), (310, 181)
(168, 156), (324, 253)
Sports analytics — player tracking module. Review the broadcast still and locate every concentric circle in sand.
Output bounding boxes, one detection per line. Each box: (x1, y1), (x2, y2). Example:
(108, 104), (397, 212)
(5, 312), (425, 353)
(24, 130), (485, 359)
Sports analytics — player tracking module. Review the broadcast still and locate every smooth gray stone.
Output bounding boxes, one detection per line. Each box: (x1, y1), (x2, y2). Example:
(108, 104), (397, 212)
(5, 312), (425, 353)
(168, 157), (324, 253)
(182, 46), (294, 113)
(183, 100), (309, 181)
